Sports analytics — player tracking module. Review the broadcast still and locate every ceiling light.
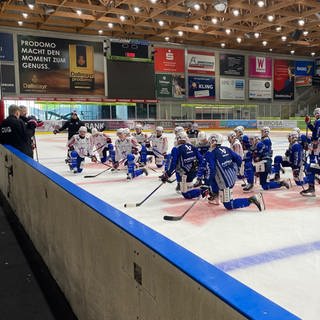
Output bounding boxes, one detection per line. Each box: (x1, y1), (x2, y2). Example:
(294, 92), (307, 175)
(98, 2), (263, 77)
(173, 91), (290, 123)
(164, 36), (170, 41)
(150, 0), (157, 3)
(27, 4), (34, 9)
(213, 0), (228, 12)
(194, 3), (201, 10)
(236, 37), (242, 43)
(225, 28), (231, 35)
(269, 48), (273, 52)
(134, 7), (140, 13)
(311, 52), (316, 56)
(281, 35), (287, 41)
(22, 12), (28, 18)
(178, 31), (183, 36)
(303, 31), (308, 36)
(98, 30), (103, 34)
(18, 20), (23, 26)
(193, 24), (199, 30)
(158, 20), (164, 26)
(276, 26), (282, 32)
(211, 17), (218, 24)
(119, 15), (126, 22)
(233, 9), (240, 16)
(254, 32), (260, 38)
(298, 19), (305, 26)
(290, 50), (295, 55)
(257, 0), (265, 7)
(221, 43), (226, 48)
(76, 9), (82, 15)
(267, 15), (274, 22)
(262, 40), (267, 46)
(108, 22), (113, 28)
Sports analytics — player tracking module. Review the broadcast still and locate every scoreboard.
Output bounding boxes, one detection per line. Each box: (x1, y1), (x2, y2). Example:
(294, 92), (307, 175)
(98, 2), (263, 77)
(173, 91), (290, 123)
(110, 40), (150, 61)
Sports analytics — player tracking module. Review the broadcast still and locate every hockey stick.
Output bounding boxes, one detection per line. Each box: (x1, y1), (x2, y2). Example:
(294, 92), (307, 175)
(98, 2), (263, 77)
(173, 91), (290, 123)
(84, 162), (112, 178)
(33, 135), (39, 162)
(124, 182), (165, 207)
(163, 196), (201, 221)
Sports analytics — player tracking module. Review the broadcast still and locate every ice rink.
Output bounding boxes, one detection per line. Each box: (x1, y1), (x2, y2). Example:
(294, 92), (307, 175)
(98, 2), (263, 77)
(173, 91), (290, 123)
(36, 130), (320, 319)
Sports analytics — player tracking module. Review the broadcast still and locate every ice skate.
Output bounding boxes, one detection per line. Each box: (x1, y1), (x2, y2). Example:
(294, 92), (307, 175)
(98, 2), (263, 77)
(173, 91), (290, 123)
(300, 185), (315, 197)
(249, 192), (265, 211)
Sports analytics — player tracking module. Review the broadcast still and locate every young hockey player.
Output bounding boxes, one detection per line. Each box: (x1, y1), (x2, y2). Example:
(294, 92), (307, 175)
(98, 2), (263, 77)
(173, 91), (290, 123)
(67, 126), (97, 173)
(147, 126), (168, 168)
(91, 128), (113, 163)
(114, 128), (148, 180)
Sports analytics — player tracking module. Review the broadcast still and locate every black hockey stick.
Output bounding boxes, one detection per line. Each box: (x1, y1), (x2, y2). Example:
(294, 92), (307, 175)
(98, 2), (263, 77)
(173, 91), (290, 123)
(163, 196), (201, 221)
(84, 162), (112, 178)
(124, 182), (165, 208)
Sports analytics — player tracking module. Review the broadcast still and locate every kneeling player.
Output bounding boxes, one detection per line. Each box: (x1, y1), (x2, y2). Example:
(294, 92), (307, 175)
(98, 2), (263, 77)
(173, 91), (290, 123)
(67, 126), (97, 173)
(91, 128), (114, 163)
(147, 126), (168, 168)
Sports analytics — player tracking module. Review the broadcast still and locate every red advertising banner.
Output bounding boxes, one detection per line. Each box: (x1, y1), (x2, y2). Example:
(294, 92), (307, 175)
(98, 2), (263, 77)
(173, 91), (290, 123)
(274, 59), (295, 100)
(154, 47), (185, 73)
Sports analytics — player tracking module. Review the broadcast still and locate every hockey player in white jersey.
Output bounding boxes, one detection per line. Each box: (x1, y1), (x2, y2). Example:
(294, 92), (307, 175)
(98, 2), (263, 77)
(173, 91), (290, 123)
(114, 128), (147, 179)
(132, 124), (148, 145)
(147, 126), (168, 168)
(91, 128), (113, 163)
(67, 126), (97, 173)
(227, 131), (244, 158)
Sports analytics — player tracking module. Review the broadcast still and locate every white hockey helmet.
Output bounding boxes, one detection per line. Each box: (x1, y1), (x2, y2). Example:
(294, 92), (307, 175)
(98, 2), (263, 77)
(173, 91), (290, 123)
(208, 133), (223, 145)
(116, 128), (124, 136)
(135, 124), (143, 130)
(234, 126), (244, 134)
(123, 128), (130, 135)
(313, 107), (320, 117)
(197, 131), (207, 141)
(91, 128), (99, 136)
(79, 126), (87, 133)
(261, 126), (270, 136)
(176, 131), (188, 141)
(156, 126), (164, 132)
(227, 131), (236, 139)
(174, 126), (184, 134)
(292, 127), (301, 135)
(290, 131), (299, 141)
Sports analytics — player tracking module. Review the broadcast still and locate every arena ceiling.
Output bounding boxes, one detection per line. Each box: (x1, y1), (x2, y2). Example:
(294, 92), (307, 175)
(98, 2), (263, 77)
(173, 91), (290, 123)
(1, 0), (320, 57)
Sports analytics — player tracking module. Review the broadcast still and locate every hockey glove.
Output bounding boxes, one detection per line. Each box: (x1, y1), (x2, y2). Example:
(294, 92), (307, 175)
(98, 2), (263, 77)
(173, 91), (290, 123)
(305, 115), (311, 124)
(113, 161), (119, 169)
(159, 172), (169, 183)
(53, 129), (59, 134)
(292, 168), (300, 178)
(193, 178), (203, 188)
(90, 155), (98, 162)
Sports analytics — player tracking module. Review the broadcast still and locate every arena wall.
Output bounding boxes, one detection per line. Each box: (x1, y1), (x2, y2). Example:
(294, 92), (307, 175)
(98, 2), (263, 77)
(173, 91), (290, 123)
(0, 145), (299, 320)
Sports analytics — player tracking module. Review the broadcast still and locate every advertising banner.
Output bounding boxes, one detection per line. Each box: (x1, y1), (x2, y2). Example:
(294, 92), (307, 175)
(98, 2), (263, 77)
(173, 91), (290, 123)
(0, 64), (16, 93)
(172, 74), (185, 98)
(155, 74), (172, 98)
(249, 79), (272, 99)
(295, 60), (313, 87)
(187, 50), (215, 75)
(17, 35), (104, 95)
(273, 59), (295, 100)
(249, 56), (272, 78)
(220, 54), (245, 76)
(257, 119), (297, 129)
(220, 120), (257, 129)
(220, 78), (245, 100)
(312, 58), (320, 86)
(154, 47), (185, 73)
(0, 32), (14, 61)
(188, 76), (215, 99)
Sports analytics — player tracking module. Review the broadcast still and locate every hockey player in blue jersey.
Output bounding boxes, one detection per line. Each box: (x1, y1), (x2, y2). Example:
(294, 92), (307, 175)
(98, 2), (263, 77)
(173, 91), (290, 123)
(252, 129), (290, 190)
(305, 107), (320, 144)
(241, 134), (255, 192)
(201, 133), (264, 211)
(196, 131), (210, 156)
(160, 131), (203, 198)
(273, 131), (306, 186)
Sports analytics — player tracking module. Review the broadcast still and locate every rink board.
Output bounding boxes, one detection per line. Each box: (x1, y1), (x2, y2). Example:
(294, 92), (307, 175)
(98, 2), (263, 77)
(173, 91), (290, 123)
(0, 144), (298, 320)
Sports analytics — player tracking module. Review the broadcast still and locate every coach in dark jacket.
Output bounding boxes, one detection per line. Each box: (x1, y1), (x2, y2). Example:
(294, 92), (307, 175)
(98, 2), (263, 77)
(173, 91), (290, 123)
(53, 111), (85, 140)
(0, 104), (32, 157)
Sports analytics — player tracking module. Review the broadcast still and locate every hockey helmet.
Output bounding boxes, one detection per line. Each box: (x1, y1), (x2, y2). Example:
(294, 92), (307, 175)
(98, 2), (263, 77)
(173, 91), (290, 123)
(123, 128), (130, 135)
(91, 128), (99, 136)
(79, 126), (87, 133)
(313, 107), (320, 117)
(174, 126), (184, 134)
(135, 124), (143, 131)
(208, 133), (223, 145)
(176, 131), (188, 141)
(234, 126), (244, 134)
(197, 131), (207, 141)
(261, 126), (270, 136)
(156, 126), (164, 132)
(290, 131), (299, 141)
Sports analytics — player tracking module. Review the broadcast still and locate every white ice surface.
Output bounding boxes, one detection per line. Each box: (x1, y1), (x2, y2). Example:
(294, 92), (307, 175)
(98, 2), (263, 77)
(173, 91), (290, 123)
(36, 131), (320, 320)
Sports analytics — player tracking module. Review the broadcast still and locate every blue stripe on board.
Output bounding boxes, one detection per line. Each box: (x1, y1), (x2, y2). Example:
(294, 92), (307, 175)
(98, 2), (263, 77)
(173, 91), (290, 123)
(216, 241), (320, 272)
(3, 145), (300, 320)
